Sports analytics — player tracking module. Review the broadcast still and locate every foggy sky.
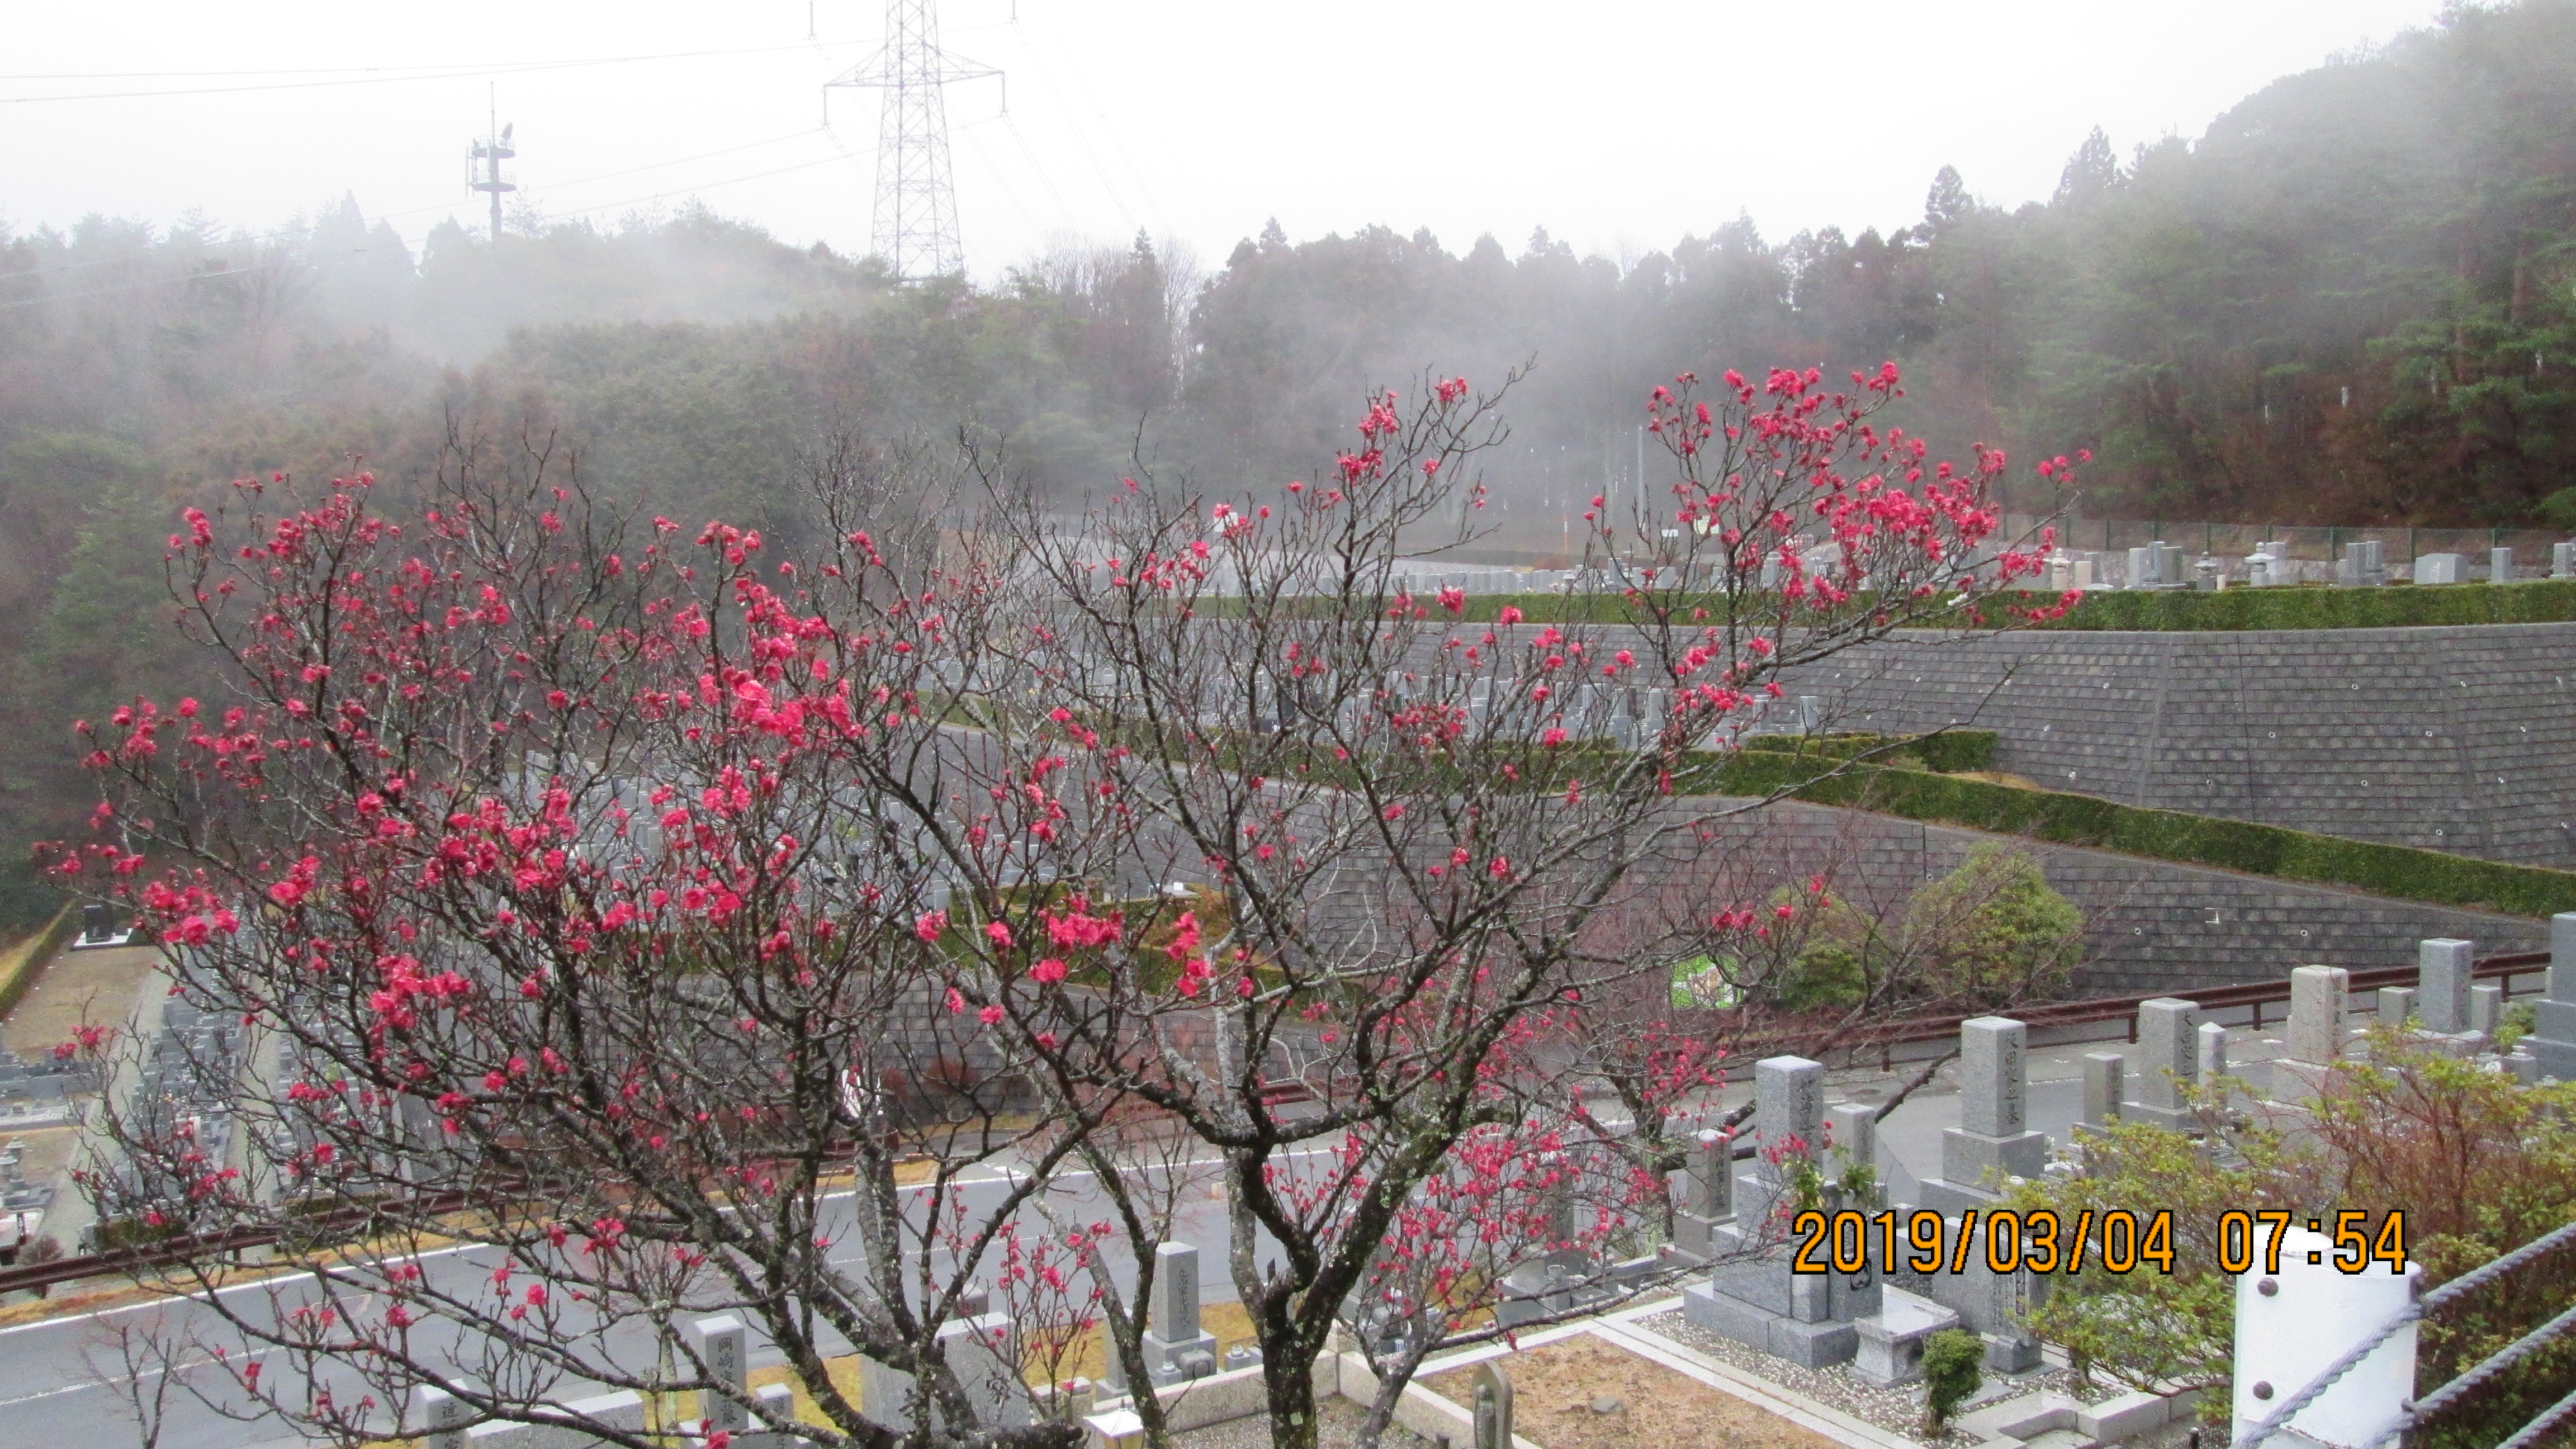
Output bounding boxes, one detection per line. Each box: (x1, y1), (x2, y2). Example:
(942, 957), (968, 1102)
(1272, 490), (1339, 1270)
(3, 0), (2451, 279)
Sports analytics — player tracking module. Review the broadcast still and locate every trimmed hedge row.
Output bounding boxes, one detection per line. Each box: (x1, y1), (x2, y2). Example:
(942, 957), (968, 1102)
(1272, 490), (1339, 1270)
(1718, 730), (1998, 774)
(1711, 750), (2576, 920)
(2017, 577), (2576, 632)
(1426, 577), (2576, 633)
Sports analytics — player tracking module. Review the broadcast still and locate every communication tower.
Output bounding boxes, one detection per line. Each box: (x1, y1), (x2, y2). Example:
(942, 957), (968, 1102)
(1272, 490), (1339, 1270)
(826, 1), (997, 278)
(470, 96), (517, 243)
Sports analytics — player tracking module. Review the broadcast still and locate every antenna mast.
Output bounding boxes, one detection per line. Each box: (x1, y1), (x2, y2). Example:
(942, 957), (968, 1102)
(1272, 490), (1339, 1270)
(826, 0), (997, 279)
(469, 90), (517, 243)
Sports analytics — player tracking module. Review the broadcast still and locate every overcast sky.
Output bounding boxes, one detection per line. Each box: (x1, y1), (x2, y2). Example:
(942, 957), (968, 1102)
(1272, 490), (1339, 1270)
(4, 1), (2451, 281)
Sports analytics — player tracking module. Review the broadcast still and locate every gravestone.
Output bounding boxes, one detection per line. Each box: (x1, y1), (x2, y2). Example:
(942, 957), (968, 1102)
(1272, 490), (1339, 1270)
(690, 1314), (751, 1437)
(1672, 1129), (1734, 1259)
(1828, 1102), (1877, 1201)
(2276, 965), (2352, 1102)
(2471, 983), (2504, 1040)
(2418, 938), (2475, 1035)
(2523, 912), (2576, 1081)
(2286, 967), (2349, 1066)
(2379, 986), (2417, 1030)
(2492, 546), (2515, 583)
(2337, 539), (2387, 588)
(859, 1314), (1029, 1436)
(416, 1384), (471, 1449)
(1471, 1361), (1514, 1449)
(741, 1382), (797, 1448)
(2415, 552), (2463, 585)
(1922, 1017), (2049, 1213)
(1680, 1054), (1865, 1367)
(1144, 1242), (1219, 1385)
(2196, 1021), (2231, 1086)
(2078, 1053), (2124, 1135)
(2555, 541), (2576, 580)
(2127, 998), (2201, 1129)
(1753, 1056), (1825, 1185)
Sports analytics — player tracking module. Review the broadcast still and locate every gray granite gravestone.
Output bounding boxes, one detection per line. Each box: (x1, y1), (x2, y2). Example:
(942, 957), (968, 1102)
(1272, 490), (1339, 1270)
(2419, 938), (2474, 1034)
(2286, 966), (2349, 1067)
(416, 1384), (470, 1449)
(2471, 983), (2504, 1040)
(1753, 1056), (1825, 1185)
(2196, 1021), (2229, 1085)
(2526, 913), (2576, 1081)
(1921, 1017), (2049, 1212)
(1144, 1241), (1219, 1385)
(690, 1314), (751, 1436)
(2380, 986), (2417, 1030)
(2127, 998), (2200, 1129)
(1672, 1128), (1734, 1259)
(2078, 1053), (2123, 1136)
(1828, 1102), (1878, 1202)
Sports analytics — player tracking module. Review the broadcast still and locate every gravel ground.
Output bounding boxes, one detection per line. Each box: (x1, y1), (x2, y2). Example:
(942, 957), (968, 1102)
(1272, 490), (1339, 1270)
(1170, 1394), (1436, 1449)
(1638, 1309), (2090, 1447)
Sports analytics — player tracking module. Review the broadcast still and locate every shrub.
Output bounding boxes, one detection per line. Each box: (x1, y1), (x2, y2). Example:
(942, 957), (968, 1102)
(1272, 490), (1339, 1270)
(1921, 1328), (1986, 1433)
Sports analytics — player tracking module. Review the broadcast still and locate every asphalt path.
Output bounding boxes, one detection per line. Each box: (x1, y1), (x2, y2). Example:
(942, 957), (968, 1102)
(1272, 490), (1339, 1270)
(0, 1150), (1318, 1448)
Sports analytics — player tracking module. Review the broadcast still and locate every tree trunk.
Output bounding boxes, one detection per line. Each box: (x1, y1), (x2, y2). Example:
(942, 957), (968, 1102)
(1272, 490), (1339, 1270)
(1265, 1348), (1326, 1449)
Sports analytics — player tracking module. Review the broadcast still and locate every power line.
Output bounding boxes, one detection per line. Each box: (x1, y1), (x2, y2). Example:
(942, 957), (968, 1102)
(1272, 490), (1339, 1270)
(15, 128), (834, 285)
(0, 147), (873, 312)
(0, 37), (870, 104)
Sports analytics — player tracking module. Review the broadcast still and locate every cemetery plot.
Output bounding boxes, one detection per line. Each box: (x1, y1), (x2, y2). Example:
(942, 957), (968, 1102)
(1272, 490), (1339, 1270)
(0, 940), (155, 1066)
(1423, 1335), (1848, 1449)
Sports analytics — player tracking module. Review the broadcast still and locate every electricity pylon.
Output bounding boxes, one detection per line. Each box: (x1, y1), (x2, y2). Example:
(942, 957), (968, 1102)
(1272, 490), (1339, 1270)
(826, 0), (997, 279)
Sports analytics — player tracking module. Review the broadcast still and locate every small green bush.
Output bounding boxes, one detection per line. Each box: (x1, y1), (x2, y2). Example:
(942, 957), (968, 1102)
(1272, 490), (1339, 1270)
(1921, 1328), (1986, 1433)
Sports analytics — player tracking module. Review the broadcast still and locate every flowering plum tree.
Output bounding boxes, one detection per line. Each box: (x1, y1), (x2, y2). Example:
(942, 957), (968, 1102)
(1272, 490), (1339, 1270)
(48, 361), (2049, 1449)
(913, 364), (2053, 1448)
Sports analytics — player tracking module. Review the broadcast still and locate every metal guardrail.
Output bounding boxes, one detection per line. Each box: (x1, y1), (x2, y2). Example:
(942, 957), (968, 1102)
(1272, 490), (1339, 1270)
(1817, 950), (2551, 1067)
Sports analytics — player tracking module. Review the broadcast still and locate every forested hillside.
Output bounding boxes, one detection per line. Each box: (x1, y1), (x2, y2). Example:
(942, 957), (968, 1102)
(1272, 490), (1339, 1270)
(2, 0), (2573, 928)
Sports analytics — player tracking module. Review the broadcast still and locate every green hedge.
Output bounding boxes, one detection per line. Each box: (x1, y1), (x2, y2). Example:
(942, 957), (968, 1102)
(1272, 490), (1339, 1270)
(1414, 579), (2576, 632)
(1710, 752), (2576, 919)
(2015, 578), (2576, 632)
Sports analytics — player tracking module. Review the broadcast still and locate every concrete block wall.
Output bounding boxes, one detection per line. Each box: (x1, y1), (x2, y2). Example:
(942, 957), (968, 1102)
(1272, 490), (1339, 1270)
(1774, 622), (2576, 868)
(1698, 802), (2542, 996)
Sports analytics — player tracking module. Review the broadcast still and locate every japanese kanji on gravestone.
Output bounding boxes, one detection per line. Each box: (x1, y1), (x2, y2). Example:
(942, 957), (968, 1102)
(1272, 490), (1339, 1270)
(2127, 998), (2200, 1129)
(1753, 1055), (1825, 1186)
(1144, 1240), (1219, 1384)
(691, 1314), (750, 1437)
(1921, 1017), (2048, 1214)
(2078, 1052), (2123, 1137)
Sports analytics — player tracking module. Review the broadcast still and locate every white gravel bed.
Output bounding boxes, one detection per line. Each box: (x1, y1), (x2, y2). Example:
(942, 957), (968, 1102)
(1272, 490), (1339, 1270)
(1636, 1309), (2089, 1447)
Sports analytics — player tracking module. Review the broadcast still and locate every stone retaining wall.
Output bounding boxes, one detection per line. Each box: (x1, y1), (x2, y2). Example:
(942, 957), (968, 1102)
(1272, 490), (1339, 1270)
(1775, 622), (2576, 868)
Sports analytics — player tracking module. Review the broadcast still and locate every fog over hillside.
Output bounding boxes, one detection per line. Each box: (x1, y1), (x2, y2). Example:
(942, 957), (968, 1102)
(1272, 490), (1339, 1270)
(2, 0), (2574, 924)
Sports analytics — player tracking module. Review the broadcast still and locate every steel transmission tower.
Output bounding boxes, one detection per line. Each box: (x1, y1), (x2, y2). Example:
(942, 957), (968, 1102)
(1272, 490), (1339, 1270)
(827, 0), (997, 278)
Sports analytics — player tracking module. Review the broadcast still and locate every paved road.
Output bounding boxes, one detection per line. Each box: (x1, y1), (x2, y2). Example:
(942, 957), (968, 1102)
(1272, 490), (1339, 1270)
(0, 1152), (1304, 1448)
